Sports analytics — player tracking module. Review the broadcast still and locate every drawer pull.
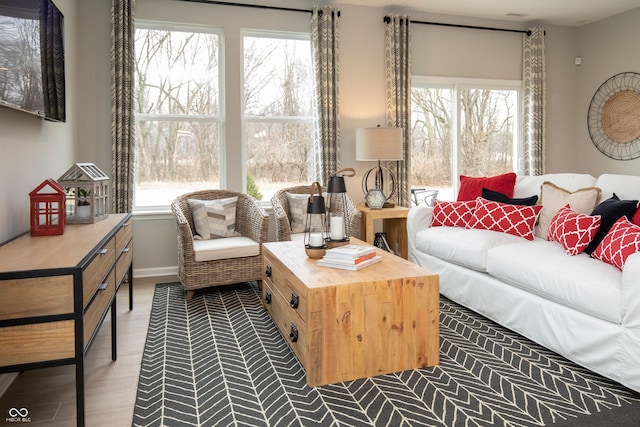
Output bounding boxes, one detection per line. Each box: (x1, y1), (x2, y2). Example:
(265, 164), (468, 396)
(98, 283), (108, 290)
(122, 247), (130, 253)
(265, 291), (272, 304)
(290, 291), (299, 309)
(122, 222), (130, 227)
(100, 248), (109, 255)
(289, 323), (298, 343)
(265, 265), (272, 277)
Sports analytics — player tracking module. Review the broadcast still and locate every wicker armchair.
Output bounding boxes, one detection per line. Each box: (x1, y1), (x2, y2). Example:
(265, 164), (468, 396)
(271, 185), (361, 242)
(171, 190), (269, 301)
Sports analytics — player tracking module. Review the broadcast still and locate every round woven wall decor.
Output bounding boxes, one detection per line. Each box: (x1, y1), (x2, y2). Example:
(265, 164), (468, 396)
(588, 72), (640, 160)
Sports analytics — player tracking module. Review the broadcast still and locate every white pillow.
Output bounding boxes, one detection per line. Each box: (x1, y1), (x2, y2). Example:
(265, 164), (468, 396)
(188, 197), (241, 239)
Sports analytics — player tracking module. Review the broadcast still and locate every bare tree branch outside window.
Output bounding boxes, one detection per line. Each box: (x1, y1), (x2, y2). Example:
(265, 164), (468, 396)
(411, 83), (518, 201)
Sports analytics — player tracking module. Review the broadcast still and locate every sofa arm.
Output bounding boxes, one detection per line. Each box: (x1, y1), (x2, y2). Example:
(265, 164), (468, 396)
(620, 251), (640, 391)
(621, 252), (640, 323)
(407, 205), (434, 253)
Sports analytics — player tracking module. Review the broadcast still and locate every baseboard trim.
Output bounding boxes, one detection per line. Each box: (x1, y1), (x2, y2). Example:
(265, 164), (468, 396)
(0, 373), (19, 397)
(133, 266), (178, 278)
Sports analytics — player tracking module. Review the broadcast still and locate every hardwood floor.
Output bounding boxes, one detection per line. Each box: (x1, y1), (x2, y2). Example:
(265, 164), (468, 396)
(0, 276), (174, 426)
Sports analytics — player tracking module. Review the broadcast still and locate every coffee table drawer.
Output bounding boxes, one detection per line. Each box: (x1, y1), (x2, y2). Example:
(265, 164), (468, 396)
(262, 281), (308, 367)
(263, 254), (308, 321)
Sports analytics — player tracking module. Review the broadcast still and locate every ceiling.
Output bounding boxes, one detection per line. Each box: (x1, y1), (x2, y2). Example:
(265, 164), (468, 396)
(337, 0), (640, 27)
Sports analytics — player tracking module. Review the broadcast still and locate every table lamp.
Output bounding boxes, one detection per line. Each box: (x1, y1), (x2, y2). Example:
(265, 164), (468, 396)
(356, 126), (403, 209)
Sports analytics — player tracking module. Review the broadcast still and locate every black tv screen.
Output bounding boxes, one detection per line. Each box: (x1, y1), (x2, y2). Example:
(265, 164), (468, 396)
(0, 0), (65, 122)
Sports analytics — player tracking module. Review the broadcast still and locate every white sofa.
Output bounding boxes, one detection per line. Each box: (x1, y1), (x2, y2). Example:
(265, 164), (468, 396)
(407, 173), (640, 393)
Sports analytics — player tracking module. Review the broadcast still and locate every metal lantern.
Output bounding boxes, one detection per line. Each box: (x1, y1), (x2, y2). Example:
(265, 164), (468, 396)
(326, 167), (355, 248)
(304, 181), (328, 259)
(29, 178), (66, 236)
(58, 163), (110, 224)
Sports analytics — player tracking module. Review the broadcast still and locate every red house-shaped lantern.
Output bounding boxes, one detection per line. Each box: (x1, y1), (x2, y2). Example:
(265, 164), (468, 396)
(29, 179), (66, 236)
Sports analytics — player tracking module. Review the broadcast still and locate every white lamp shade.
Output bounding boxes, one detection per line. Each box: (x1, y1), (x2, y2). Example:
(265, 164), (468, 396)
(355, 127), (404, 161)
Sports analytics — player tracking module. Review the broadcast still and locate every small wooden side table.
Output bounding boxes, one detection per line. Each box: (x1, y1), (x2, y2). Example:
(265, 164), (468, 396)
(357, 205), (410, 259)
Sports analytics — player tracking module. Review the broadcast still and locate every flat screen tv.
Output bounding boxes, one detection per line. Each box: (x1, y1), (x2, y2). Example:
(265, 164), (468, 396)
(0, 0), (65, 122)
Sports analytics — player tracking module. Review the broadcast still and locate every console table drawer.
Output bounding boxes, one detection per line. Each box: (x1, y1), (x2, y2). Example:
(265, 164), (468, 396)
(263, 255), (309, 321)
(0, 320), (75, 366)
(83, 269), (116, 347)
(116, 239), (133, 287)
(262, 281), (308, 368)
(115, 220), (133, 256)
(82, 238), (116, 306)
(0, 276), (73, 320)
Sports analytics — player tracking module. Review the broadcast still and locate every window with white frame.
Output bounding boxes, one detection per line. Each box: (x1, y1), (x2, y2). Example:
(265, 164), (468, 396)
(134, 22), (223, 209)
(410, 77), (521, 202)
(242, 31), (314, 202)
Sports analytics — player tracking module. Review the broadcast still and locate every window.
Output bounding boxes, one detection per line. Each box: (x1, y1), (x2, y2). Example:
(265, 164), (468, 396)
(242, 32), (314, 202)
(411, 77), (521, 201)
(134, 22), (222, 209)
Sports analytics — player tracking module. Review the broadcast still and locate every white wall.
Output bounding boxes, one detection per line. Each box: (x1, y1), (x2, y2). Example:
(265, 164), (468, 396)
(1, 0), (639, 275)
(572, 7), (640, 176)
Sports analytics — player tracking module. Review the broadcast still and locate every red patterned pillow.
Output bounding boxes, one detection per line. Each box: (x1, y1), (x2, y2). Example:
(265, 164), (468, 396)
(468, 197), (543, 240)
(457, 172), (516, 202)
(592, 217), (640, 270)
(432, 200), (476, 228)
(547, 205), (601, 255)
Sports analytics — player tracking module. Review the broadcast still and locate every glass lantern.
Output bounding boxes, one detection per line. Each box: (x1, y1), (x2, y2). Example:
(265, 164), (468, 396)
(325, 168), (355, 248)
(304, 181), (328, 258)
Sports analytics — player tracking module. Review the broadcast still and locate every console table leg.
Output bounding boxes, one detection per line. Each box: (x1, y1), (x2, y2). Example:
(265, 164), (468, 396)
(76, 361), (85, 427)
(111, 298), (117, 361)
(128, 265), (134, 310)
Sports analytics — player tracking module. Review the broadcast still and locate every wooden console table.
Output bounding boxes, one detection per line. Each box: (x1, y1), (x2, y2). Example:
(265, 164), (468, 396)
(0, 213), (133, 427)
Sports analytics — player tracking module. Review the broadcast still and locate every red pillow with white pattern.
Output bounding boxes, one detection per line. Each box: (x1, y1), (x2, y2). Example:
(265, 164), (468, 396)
(592, 217), (640, 270)
(432, 200), (476, 228)
(547, 205), (601, 255)
(467, 197), (542, 241)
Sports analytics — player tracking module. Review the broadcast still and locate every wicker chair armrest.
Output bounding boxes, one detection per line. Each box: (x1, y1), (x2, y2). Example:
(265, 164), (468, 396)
(171, 198), (197, 265)
(271, 199), (293, 241)
(236, 195), (269, 244)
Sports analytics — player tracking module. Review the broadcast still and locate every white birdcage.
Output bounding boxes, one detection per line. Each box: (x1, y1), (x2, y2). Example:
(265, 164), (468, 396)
(58, 163), (110, 224)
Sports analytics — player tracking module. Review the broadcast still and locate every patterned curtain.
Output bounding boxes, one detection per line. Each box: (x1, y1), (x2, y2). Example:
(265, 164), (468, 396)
(40, 0), (65, 121)
(522, 27), (546, 176)
(111, 0), (136, 213)
(384, 15), (412, 207)
(310, 6), (340, 184)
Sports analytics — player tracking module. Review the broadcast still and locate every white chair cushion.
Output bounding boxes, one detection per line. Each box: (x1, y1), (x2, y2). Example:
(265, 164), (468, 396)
(290, 232), (306, 243)
(193, 236), (260, 262)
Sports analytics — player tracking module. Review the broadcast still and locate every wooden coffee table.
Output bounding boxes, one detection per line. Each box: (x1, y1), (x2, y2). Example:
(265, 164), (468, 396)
(261, 238), (439, 387)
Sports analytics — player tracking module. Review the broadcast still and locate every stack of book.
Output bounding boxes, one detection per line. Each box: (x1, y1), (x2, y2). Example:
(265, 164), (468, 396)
(317, 244), (382, 270)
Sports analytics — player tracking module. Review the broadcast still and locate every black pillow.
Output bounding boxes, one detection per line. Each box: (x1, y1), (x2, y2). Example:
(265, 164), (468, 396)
(481, 188), (538, 206)
(584, 193), (639, 255)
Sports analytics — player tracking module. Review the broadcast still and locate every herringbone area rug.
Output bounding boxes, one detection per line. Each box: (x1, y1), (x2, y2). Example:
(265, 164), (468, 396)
(132, 283), (640, 427)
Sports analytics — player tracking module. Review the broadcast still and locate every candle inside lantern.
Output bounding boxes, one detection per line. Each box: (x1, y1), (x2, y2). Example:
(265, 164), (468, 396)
(330, 215), (344, 240)
(309, 232), (324, 247)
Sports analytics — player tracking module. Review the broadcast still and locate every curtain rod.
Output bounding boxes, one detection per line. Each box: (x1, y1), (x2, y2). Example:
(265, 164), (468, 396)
(178, 0), (340, 16)
(384, 16), (531, 36)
